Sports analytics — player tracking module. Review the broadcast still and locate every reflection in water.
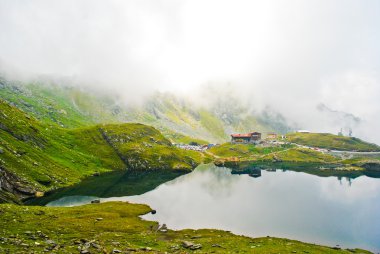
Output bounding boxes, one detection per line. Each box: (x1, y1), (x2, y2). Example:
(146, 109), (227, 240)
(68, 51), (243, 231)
(27, 170), (185, 206)
(44, 164), (380, 252)
(47, 195), (98, 207)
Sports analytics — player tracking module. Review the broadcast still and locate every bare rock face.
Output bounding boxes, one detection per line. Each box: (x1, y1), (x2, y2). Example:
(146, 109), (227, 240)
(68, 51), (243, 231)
(0, 166), (37, 203)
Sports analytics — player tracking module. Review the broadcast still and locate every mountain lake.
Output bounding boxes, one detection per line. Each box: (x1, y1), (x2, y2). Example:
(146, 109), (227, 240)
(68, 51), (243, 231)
(29, 164), (380, 252)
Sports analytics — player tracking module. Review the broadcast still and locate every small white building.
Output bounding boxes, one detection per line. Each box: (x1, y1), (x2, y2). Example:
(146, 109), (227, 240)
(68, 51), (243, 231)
(297, 130), (311, 133)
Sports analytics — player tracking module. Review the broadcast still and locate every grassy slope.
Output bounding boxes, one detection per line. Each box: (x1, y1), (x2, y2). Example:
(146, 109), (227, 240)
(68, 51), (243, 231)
(0, 78), (283, 143)
(0, 202), (371, 254)
(259, 148), (339, 163)
(287, 133), (380, 152)
(209, 132), (380, 168)
(0, 80), (97, 128)
(209, 143), (295, 158)
(157, 128), (209, 145)
(0, 100), (205, 202)
(208, 143), (371, 168)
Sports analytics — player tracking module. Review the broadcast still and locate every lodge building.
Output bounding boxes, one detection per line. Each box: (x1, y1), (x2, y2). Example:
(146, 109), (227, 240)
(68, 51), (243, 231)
(231, 132), (262, 144)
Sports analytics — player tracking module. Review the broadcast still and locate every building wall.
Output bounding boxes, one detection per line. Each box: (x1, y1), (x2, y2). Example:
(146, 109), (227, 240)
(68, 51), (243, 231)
(231, 137), (251, 143)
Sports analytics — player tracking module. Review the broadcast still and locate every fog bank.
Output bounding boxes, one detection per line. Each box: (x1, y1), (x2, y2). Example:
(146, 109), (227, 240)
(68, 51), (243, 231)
(0, 0), (379, 143)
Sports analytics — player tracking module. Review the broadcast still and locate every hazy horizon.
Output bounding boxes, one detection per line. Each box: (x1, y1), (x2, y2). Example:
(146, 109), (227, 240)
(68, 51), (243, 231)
(1, 0), (380, 143)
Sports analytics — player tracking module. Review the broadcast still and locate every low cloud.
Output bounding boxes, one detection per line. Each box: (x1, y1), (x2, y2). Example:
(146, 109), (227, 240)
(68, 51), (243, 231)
(0, 0), (379, 143)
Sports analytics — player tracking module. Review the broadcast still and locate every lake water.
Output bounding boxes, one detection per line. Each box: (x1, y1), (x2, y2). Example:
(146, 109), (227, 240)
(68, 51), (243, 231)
(44, 164), (380, 252)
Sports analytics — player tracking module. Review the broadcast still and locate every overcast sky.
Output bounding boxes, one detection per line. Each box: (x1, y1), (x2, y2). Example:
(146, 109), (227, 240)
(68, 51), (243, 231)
(0, 0), (379, 143)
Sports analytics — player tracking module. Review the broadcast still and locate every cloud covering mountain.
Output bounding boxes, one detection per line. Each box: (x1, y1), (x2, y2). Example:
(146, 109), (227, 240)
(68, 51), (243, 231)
(0, 0), (379, 143)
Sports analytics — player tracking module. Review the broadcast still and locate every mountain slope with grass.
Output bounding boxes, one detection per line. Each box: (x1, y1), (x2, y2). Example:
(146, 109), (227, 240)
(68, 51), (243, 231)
(209, 143), (339, 163)
(287, 132), (380, 152)
(0, 77), (293, 143)
(209, 142), (380, 174)
(0, 99), (206, 203)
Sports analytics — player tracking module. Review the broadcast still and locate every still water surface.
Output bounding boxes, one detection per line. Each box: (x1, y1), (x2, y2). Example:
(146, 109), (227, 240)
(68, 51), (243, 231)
(46, 164), (380, 252)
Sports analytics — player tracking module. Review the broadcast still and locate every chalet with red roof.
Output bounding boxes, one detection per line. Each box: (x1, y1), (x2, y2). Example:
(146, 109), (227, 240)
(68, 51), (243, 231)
(231, 132), (262, 144)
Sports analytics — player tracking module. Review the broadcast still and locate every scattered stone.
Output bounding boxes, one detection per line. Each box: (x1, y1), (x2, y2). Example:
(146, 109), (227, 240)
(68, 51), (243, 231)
(112, 249), (122, 253)
(80, 250), (90, 254)
(169, 245), (180, 251)
(37, 231), (48, 238)
(190, 244), (202, 250)
(24, 231), (33, 235)
(0, 148), (3, 154)
(91, 199), (100, 204)
(91, 242), (102, 250)
(182, 241), (194, 248)
(191, 235), (202, 239)
(29, 235), (37, 240)
(151, 209), (156, 214)
(33, 162), (39, 166)
(95, 217), (103, 221)
(46, 239), (56, 245)
(111, 241), (120, 246)
(82, 242), (91, 249)
(181, 240), (202, 249)
(140, 247), (152, 251)
(212, 244), (223, 248)
(34, 242), (41, 246)
(158, 224), (168, 233)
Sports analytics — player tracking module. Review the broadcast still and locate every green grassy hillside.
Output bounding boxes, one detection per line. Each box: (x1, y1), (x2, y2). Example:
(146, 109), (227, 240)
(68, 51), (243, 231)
(209, 143), (295, 158)
(0, 202), (371, 253)
(0, 77), (291, 143)
(0, 100), (206, 203)
(287, 133), (380, 152)
(157, 128), (209, 145)
(209, 143), (339, 164)
(209, 142), (380, 173)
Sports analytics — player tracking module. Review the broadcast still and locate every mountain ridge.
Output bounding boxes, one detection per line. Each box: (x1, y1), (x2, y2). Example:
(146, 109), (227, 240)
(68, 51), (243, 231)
(0, 76), (294, 143)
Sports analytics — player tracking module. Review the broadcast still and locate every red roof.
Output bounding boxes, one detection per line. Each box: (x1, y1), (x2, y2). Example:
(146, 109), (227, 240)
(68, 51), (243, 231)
(231, 133), (253, 138)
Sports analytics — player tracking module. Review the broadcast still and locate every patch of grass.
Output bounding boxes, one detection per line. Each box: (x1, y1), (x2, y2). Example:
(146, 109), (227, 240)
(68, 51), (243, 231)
(208, 143), (294, 158)
(160, 128), (209, 145)
(0, 202), (372, 253)
(199, 109), (227, 141)
(287, 133), (380, 152)
(260, 148), (339, 163)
